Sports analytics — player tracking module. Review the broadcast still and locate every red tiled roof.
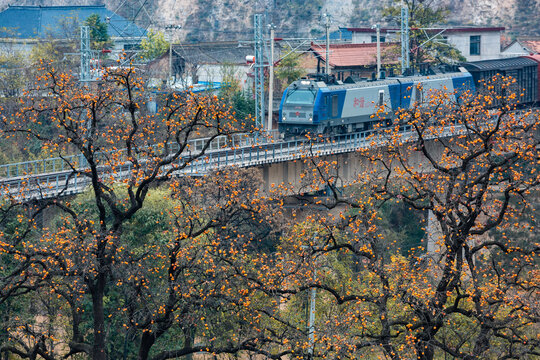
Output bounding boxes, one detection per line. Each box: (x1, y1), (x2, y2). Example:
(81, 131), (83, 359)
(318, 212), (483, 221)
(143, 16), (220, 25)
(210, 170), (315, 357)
(520, 40), (540, 54)
(310, 42), (398, 68)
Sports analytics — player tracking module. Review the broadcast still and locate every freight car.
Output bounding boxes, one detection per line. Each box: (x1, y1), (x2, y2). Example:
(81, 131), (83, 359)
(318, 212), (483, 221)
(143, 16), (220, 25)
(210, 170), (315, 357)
(461, 57), (539, 107)
(278, 56), (540, 136)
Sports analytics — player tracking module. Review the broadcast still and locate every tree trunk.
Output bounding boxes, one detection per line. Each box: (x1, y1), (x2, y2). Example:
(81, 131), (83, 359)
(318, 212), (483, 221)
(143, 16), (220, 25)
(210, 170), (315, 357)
(91, 273), (107, 360)
(416, 341), (434, 360)
(184, 326), (195, 360)
(138, 331), (155, 360)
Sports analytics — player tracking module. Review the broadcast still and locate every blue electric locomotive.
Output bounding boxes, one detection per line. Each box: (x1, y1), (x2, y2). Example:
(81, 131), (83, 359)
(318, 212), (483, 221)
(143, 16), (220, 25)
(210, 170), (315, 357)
(278, 70), (475, 135)
(279, 55), (540, 135)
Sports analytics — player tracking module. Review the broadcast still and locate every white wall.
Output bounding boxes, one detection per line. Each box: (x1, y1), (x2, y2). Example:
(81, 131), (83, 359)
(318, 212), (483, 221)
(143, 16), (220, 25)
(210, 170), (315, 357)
(0, 39), (36, 56)
(351, 29), (503, 61)
(445, 31), (501, 61)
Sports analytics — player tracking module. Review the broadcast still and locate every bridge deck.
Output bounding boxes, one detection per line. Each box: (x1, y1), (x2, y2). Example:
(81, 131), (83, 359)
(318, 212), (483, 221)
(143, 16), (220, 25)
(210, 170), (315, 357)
(1, 124), (472, 200)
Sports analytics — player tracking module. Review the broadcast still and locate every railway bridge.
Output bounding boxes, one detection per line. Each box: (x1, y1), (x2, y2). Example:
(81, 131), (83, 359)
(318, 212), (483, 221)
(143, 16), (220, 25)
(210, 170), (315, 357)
(0, 126), (452, 199)
(0, 125), (492, 253)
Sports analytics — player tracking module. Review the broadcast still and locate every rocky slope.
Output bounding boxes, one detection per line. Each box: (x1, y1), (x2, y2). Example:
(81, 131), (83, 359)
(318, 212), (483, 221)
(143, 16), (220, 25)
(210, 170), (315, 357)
(1, 0), (539, 40)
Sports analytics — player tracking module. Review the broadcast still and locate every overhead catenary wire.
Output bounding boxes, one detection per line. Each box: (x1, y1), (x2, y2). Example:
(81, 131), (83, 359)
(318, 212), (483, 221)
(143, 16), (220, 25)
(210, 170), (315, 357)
(103, 2), (357, 75)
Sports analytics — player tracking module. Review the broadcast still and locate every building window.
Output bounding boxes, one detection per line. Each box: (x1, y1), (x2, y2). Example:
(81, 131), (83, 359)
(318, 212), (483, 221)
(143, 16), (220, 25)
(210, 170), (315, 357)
(371, 35), (386, 43)
(470, 35), (481, 56)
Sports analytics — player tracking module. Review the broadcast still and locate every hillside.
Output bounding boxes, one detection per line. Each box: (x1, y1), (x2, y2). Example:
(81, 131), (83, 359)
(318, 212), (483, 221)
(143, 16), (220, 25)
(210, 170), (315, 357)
(1, 0), (539, 40)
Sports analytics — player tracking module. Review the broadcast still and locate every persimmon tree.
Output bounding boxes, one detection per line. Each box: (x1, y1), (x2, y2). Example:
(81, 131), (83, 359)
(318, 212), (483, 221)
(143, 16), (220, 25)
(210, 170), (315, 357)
(0, 63), (538, 360)
(0, 63), (289, 360)
(368, 77), (540, 359)
(240, 77), (540, 360)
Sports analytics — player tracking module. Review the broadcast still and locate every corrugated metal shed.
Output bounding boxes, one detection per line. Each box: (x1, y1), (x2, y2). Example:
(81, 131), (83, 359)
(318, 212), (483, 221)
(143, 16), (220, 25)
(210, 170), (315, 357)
(0, 5), (145, 39)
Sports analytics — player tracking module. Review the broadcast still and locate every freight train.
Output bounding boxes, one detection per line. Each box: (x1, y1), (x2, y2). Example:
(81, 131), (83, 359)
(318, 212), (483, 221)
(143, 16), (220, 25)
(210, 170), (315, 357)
(278, 55), (540, 135)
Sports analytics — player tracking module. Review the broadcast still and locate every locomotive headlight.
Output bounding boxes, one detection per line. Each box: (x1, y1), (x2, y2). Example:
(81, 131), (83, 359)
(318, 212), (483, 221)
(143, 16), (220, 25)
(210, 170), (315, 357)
(282, 116), (286, 121)
(309, 113), (313, 121)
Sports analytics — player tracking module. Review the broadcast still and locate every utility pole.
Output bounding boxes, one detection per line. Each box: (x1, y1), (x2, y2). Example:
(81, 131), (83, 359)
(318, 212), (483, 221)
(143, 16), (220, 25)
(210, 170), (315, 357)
(400, 1), (410, 74)
(267, 24), (275, 132)
(169, 41), (173, 83)
(80, 26), (91, 82)
(253, 13), (265, 131)
(302, 234), (318, 360)
(166, 25), (181, 85)
(375, 24), (381, 79)
(307, 268), (316, 359)
(324, 13), (331, 76)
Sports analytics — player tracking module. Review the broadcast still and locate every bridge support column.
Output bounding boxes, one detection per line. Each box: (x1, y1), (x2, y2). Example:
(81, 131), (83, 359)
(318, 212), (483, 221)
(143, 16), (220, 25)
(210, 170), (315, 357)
(426, 210), (444, 254)
(263, 166), (269, 194)
(31, 203), (60, 231)
(342, 153), (349, 183)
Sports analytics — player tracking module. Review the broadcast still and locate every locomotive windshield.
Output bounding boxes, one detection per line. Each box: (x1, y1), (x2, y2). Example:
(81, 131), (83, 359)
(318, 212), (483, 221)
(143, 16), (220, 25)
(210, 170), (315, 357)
(285, 89), (316, 105)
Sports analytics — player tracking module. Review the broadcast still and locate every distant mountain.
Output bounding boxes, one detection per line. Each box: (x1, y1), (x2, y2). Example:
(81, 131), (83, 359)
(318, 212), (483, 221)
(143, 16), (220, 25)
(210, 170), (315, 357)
(442, 0), (540, 36)
(1, 0), (538, 41)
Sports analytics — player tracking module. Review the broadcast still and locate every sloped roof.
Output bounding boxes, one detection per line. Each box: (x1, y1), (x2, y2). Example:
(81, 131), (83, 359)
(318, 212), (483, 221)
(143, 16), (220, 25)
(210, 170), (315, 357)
(172, 42), (257, 65)
(501, 38), (540, 55)
(0, 5), (145, 39)
(310, 42), (398, 68)
(520, 39), (540, 54)
(501, 40), (522, 53)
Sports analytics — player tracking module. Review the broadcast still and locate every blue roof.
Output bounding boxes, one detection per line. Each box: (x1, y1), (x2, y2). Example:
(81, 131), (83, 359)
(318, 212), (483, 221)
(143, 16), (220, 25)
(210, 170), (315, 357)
(0, 5), (146, 39)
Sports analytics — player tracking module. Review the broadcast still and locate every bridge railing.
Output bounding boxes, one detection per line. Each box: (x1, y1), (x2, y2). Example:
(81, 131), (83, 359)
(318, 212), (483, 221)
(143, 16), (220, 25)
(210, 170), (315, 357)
(180, 128), (386, 176)
(5, 123), (468, 201)
(0, 154), (88, 179)
(0, 130), (280, 179)
(0, 129), (375, 198)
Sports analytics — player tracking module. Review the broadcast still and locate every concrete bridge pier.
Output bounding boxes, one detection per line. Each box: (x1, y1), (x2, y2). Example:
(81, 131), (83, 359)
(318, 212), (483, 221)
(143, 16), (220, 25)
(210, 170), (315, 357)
(426, 210), (444, 254)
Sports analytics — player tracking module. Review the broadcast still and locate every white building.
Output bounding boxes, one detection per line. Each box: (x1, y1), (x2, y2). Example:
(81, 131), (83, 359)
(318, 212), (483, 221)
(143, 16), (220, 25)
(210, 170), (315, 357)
(347, 26), (505, 61)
